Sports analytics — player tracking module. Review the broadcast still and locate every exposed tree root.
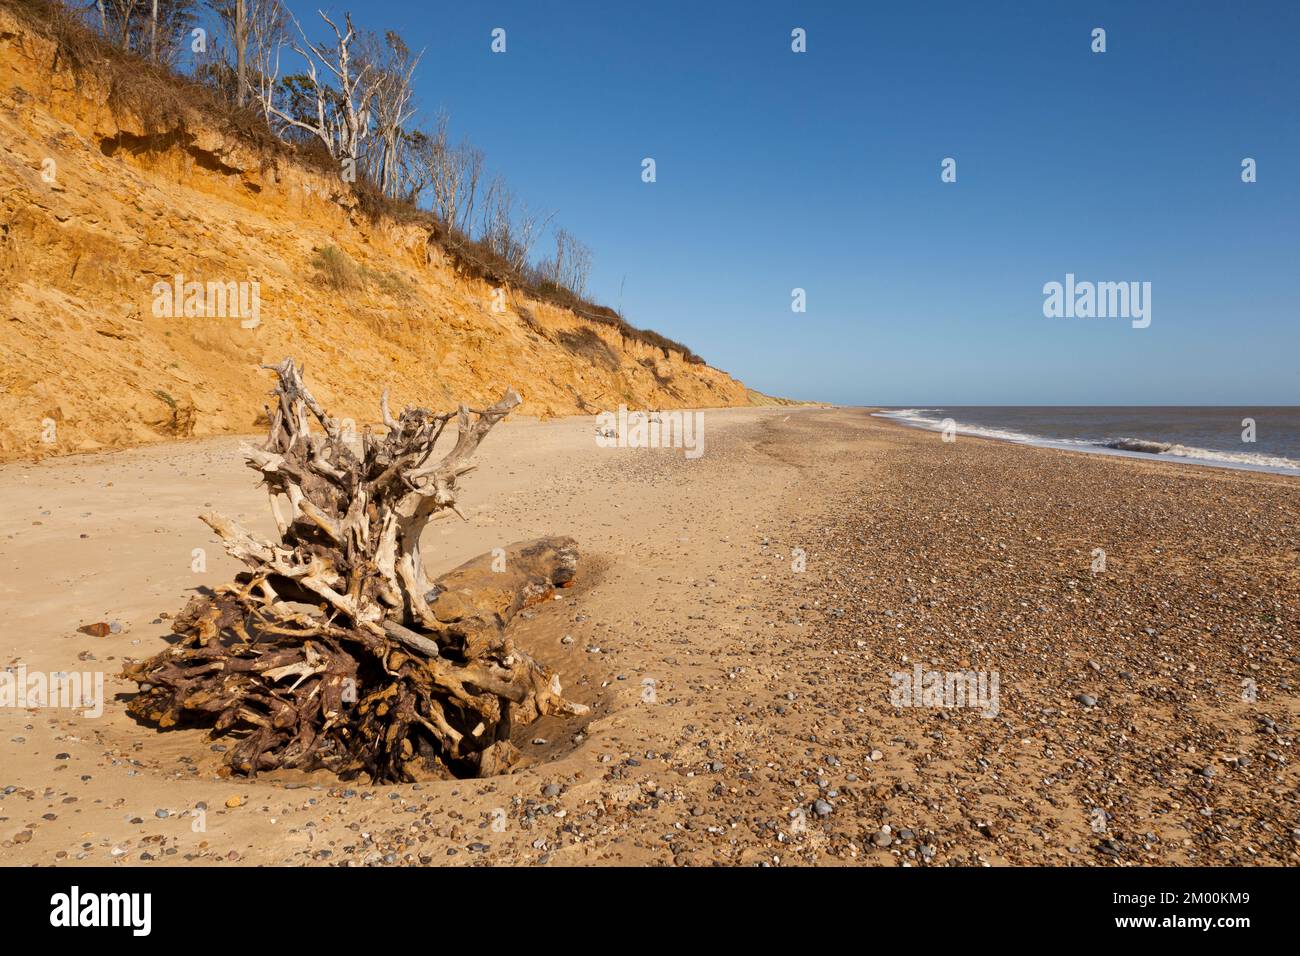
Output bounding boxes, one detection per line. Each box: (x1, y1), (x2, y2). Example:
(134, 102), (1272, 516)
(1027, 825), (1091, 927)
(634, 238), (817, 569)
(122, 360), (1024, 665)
(124, 359), (587, 781)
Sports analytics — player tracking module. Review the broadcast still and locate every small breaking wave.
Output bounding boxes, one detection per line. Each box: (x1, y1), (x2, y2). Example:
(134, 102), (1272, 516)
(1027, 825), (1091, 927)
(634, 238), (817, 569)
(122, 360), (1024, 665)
(1106, 439), (1300, 472)
(873, 410), (1300, 475)
(1105, 438), (1171, 454)
(874, 409), (1091, 448)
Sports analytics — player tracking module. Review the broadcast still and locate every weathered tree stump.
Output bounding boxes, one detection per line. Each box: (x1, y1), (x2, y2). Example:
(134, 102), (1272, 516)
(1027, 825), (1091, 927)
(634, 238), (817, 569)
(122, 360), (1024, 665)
(124, 359), (586, 781)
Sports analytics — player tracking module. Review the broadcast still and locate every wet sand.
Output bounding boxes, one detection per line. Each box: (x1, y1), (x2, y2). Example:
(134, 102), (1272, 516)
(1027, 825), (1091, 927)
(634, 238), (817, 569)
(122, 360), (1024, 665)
(1, 407), (1296, 865)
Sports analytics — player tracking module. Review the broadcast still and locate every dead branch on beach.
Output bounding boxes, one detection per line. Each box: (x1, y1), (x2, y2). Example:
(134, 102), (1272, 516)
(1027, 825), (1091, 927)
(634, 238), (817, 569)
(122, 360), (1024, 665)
(124, 358), (587, 782)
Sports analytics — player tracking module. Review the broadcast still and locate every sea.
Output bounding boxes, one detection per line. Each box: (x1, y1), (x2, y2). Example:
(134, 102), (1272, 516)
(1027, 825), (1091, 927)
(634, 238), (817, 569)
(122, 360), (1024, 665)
(873, 407), (1300, 475)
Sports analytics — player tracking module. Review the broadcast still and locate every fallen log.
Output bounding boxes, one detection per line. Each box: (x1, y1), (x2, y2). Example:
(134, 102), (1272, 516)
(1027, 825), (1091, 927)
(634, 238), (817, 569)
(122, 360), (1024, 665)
(123, 359), (587, 782)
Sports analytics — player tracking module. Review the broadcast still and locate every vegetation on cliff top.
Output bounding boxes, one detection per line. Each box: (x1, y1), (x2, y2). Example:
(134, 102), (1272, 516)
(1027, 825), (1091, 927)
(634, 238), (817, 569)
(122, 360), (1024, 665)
(4, 0), (705, 363)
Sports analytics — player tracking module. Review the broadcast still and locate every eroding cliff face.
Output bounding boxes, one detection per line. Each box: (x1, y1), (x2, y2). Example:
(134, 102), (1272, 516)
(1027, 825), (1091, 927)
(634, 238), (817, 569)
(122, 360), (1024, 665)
(0, 7), (750, 459)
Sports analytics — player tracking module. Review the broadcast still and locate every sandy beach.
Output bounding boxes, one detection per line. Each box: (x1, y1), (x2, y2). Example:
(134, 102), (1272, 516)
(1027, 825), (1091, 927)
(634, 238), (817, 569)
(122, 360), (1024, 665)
(1, 407), (1295, 867)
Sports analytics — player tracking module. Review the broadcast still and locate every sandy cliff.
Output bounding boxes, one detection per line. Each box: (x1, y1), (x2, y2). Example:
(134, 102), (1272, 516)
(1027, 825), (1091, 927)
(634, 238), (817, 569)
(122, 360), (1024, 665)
(0, 5), (755, 459)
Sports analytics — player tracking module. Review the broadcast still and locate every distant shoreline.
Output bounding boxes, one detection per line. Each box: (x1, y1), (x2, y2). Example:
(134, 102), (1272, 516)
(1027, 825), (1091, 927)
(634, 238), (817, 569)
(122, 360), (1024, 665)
(871, 407), (1300, 478)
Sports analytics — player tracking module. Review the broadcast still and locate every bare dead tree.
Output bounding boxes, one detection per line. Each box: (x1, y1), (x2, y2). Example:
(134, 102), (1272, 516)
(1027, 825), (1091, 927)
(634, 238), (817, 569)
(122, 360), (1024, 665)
(567, 234), (592, 298)
(314, 11), (373, 166)
(543, 228), (593, 298)
(100, 0), (194, 61)
(456, 141), (484, 233)
(443, 137), (484, 233)
(406, 112), (485, 233)
(124, 360), (587, 781)
(478, 173), (509, 250)
(210, 0), (253, 106)
(400, 112), (446, 211)
(513, 202), (556, 274)
(478, 180), (548, 271)
(101, 0), (146, 49)
(246, 0), (289, 125)
(397, 126), (434, 204)
(268, 9), (375, 164)
(545, 227), (567, 288)
(365, 30), (422, 198)
(234, 0), (247, 102)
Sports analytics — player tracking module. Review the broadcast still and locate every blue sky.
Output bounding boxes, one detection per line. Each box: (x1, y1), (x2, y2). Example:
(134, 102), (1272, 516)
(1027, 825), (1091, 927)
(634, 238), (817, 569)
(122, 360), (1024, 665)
(287, 1), (1298, 404)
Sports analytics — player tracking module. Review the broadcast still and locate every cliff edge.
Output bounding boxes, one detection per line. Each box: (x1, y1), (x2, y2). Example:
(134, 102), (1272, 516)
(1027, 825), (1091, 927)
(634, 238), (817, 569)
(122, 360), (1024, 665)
(0, 3), (756, 459)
